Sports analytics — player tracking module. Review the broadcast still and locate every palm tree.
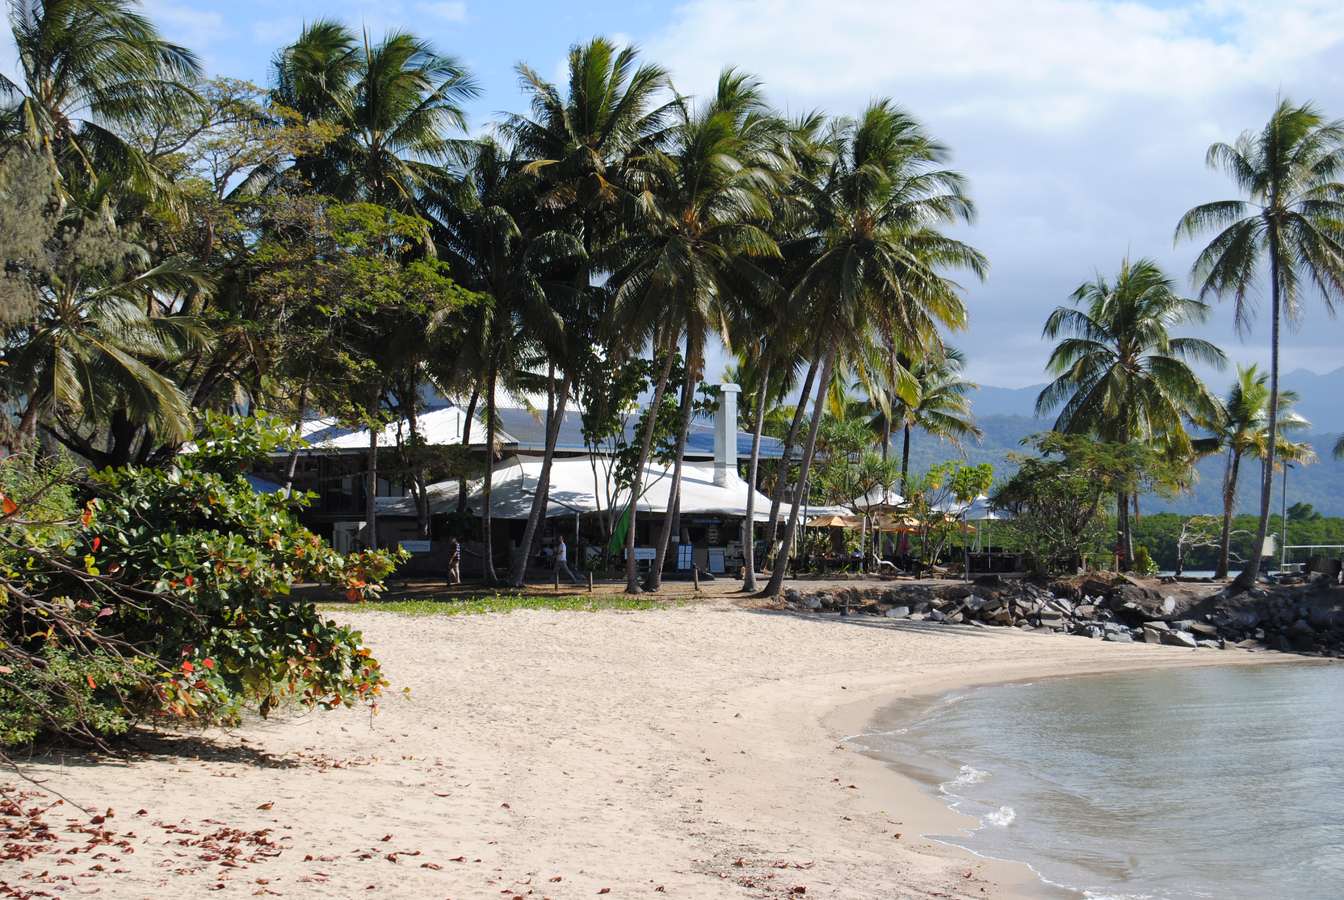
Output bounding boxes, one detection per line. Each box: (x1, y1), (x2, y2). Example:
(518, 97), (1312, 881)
(273, 21), (478, 215)
(1, 0), (201, 193)
(1036, 257), (1225, 569)
(609, 68), (787, 591)
(1176, 99), (1344, 587)
(1197, 365), (1315, 578)
(433, 138), (584, 582)
(873, 346), (980, 491)
(1334, 436), (1344, 460)
(3, 195), (209, 462)
(759, 101), (986, 598)
(502, 37), (675, 592)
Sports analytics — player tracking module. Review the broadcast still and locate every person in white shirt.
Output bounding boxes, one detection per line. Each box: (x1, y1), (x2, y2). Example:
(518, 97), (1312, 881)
(555, 535), (581, 585)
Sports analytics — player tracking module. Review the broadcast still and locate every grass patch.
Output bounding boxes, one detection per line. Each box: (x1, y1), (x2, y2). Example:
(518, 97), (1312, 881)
(322, 592), (681, 617)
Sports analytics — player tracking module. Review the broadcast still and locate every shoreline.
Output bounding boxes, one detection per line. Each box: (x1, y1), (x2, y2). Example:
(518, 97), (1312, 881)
(5, 603), (1325, 899)
(818, 643), (1324, 899)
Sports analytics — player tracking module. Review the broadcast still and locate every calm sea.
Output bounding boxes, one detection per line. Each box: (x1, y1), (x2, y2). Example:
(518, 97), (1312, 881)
(858, 663), (1344, 899)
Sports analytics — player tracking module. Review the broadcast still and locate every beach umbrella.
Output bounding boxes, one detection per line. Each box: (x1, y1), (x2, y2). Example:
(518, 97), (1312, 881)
(807, 513), (860, 528)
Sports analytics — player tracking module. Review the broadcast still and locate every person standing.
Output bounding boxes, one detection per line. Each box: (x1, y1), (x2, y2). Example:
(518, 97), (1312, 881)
(556, 535), (581, 585)
(446, 537), (462, 586)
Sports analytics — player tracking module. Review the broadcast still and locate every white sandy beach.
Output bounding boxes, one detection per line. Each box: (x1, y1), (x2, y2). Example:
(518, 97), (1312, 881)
(5, 601), (1305, 899)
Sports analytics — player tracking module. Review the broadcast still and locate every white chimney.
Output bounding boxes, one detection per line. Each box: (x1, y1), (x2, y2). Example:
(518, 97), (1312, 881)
(714, 383), (740, 486)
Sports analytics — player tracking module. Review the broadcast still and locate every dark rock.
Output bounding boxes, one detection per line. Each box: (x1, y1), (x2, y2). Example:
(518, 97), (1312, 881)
(1105, 631), (1133, 643)
(1160, 630), (1198, 649)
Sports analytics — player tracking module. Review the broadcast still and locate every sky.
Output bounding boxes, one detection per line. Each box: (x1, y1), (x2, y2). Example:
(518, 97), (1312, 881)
(7, 0), (1344, 388)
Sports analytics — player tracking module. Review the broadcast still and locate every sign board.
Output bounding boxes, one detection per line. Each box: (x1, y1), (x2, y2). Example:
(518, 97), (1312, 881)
(708, 548), (726, 574)
(629, 547), (657, 561)
(399, 540), (432, 554)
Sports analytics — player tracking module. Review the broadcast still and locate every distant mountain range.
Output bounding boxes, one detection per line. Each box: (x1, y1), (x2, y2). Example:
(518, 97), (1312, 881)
(968, 366), (1344, 432)
(907, 366), (1344, 516)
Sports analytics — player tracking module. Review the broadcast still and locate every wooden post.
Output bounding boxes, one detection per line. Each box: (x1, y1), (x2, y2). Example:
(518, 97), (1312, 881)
(587, 571), (594, 593)
(553, 569), (560, 592)
(693, 567), (700, 592)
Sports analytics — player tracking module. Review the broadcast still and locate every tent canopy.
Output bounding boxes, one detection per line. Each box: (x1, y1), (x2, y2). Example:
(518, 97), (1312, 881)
(379, 455), (826, 522)
(932, 494), (1006, 521)
(849, 484), (904, 511)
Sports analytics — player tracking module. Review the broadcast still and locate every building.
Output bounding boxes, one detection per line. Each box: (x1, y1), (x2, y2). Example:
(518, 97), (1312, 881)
(258, 385), (840, 579)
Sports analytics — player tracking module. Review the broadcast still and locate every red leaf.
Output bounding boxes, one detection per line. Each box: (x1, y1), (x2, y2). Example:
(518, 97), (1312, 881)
(184, 574), (195, 587)
(91, 537), (101, 552)
(202, 658), (215, 670)
(181, 661), (195, 674)
(2, 494), (18, 516)
(86, 675), (97, 689)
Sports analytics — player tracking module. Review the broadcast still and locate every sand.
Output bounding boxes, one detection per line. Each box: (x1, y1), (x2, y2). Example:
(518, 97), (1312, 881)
(4, 600), (1303, 899)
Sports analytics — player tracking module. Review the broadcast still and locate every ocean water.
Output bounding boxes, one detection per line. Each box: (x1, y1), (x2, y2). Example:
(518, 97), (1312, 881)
(858, 663), (1344, 899)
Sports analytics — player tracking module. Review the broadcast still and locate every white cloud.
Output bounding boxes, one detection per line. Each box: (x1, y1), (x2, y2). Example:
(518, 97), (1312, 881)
(643, 0), (1344, 384)
(143, 1), (232, 53)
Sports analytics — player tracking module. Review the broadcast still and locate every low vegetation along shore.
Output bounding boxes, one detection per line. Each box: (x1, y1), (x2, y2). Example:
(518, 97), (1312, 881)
(4, 597), (1315, 900)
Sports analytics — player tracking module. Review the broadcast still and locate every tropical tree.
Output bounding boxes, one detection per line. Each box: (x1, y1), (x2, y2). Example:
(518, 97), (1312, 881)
(608, 68), (787, 591)
(502, 37), (675, 591)
(871, 345), (980, 490)
(1176, 99), (1344, 587)
(760, 101), (986, 597)
(433, 138), (583, 582)
(1035, 257), (1225, 570)
(272, 21), (478, 216)
(1, 0), (201, 193)
(1, 186), (210, 462)
(1196, 364), (1312, 578)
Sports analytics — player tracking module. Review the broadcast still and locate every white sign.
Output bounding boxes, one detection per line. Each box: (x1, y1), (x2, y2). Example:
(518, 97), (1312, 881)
(399, 540), (432, 553)
(629, 547), (657, 561)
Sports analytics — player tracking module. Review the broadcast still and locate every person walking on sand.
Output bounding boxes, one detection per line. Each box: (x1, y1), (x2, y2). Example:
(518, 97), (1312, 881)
(446, 537), (462, 586)
(555, 535), (581, 585)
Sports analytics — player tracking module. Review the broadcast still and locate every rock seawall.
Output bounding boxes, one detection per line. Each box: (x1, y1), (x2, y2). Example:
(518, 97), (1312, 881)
(782, 574), (1344, 657)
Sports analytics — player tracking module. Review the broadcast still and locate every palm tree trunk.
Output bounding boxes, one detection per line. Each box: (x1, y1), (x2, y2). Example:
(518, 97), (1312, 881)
(457, 385), (479, 514)
(365, 425), (379, 551)
(482, 363), (499, 584)
(282, 381), (310, 496)
(742, 360), (771, 592)
(13, 398), (39, 452)
(1239, 236), (1282, 588)
(1116, 490), (1130, 571)
(764, 356), (819, 560)
(406, 392), (431, 539)
(509, 368), (573, 587)
(646, 366), (697, 591)
(900, 423), (912, 493)
(760, 347), (836, 598)
(625, 346), (675, 593)
(1216, 449), (1240, 579)
(881, 416), (890, 463)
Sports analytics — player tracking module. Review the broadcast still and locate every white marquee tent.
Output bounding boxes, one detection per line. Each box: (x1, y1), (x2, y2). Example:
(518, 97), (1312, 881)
(378, 455), (846, 522)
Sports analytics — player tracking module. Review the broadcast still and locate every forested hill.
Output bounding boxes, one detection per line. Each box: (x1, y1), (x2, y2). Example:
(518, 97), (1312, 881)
(967, 366), (1344, 431)
(907, 414), (1344, 517)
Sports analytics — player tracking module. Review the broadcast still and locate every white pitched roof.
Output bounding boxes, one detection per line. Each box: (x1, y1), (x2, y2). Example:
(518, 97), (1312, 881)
(379, 454), (811, 522)
(300, 404), (505, 451)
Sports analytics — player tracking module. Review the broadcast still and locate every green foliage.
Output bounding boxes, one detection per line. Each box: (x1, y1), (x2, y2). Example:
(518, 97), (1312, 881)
(1130, 512), (1344, 571)
(1132, 545), (1158, 576)
(0, 415), (405, 748)
(992, 433), (1170, 573)
(330, 593), (684, 617)
(0, 650), (145, 748)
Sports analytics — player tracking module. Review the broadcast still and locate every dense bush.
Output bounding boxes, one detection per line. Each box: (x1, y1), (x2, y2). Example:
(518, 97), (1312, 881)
(0, 416), (403, 749)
